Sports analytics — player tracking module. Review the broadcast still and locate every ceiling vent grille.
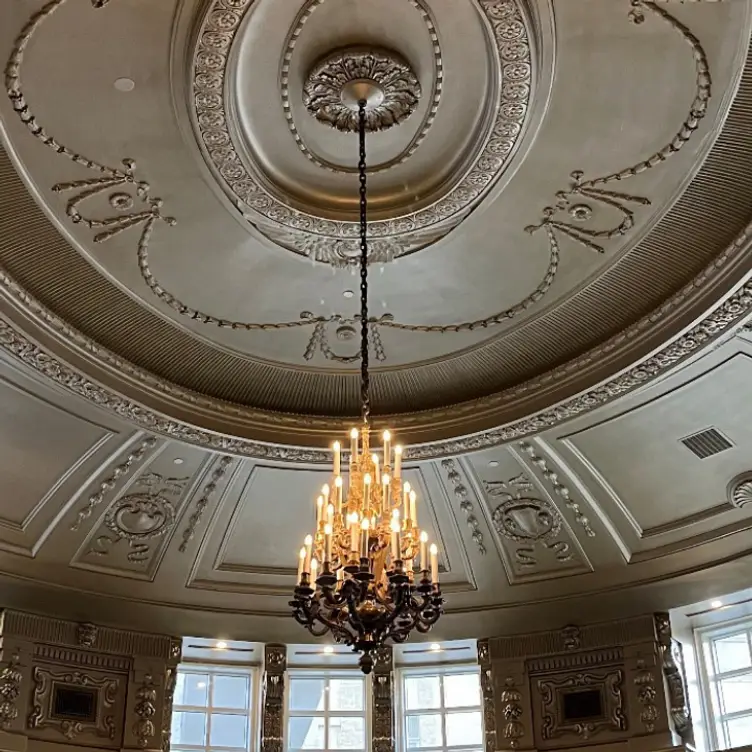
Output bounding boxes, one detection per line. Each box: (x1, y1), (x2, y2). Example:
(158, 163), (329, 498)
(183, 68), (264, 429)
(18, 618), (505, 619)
(680, 428), (733, 459)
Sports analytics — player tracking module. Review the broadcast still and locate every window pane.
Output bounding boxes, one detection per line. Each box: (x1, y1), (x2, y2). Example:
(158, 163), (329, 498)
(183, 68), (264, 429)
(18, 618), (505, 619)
(726, 715), (752, 748)
(329, 717), (365, 749)
(329, 679), (364, 711)
(444, 674), (481, 708)
(289, 717), (326, 750)
(446, 711), (483, 747)
(171, 711), (207, 745)
(720, 674), (752, 714)
(290, 678), (327, 711)
(210, 714), (248, 748)
(406, 714), (443, 748)
(174, 673), (209, 707)
(213, 675), (250, 709)
(713, 632), (751, 674)
(405, 675), (441, 710)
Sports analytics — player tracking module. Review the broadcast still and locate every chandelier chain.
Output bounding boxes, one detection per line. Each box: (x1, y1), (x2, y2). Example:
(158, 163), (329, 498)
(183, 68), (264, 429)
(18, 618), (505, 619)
(358, 100), (370, 425)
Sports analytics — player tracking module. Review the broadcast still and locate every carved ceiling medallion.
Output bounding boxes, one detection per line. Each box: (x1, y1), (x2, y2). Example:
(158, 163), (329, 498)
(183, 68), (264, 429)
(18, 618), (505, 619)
(104, 493), (176, 542)
(191, 0), (533, 266)
(303, 47), (421, 133)
(493, 498), (561, 543)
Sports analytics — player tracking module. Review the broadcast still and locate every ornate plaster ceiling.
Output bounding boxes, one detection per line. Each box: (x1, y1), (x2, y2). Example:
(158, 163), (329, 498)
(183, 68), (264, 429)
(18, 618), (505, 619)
(0, 330), (751, 641)
(1, 0), (752, 453)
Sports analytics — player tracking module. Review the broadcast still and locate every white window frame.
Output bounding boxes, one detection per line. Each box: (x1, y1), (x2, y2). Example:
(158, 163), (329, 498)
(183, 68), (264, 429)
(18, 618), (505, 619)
(695, 616), (752, 750)
(285, 669), (371, 752)
(395, 664), (484, 752)
(172, 663), (261, 752)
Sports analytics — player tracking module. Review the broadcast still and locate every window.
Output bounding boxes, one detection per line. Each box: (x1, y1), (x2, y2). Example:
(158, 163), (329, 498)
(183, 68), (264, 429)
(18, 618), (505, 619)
(172, 665), (259, 752)
(399, 668), (483, 752)
(286, 672), (368, 752)
(698, 621), (752, 749)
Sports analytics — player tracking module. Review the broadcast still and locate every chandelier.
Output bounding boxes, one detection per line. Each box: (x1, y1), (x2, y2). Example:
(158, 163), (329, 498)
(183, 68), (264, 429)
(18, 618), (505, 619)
(290, 74), (444, 674)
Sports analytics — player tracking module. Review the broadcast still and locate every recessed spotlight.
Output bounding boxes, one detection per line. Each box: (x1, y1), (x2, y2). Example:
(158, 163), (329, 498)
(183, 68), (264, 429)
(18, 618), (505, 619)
(711, 600), (723, 609)
(323, 646), (334, 654)
(216, 641), (228, 650)
(488, 460), (499, 468)
(173, 458), (185, 465)
(343, 290), (354, 299)
(430, 643), (441, 652)
(114, 77), (135, 92)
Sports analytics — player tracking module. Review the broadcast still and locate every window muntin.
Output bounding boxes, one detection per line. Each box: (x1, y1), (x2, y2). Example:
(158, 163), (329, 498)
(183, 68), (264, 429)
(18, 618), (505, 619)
(172, 665), (258, 752)
(287, 671), (368, 752)
(698, 621), (752, 750)
(399, 668), (483, 752)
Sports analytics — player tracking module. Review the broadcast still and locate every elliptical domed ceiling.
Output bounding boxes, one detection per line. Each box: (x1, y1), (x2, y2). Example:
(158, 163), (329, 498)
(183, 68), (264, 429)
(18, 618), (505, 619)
(2, 0), (752, 454)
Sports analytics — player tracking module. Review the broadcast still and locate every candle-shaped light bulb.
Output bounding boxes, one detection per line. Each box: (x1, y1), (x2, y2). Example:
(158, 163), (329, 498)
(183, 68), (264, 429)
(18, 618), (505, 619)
(390, 518), (400, 560)
(409, 489), (417, 528)
(430, 543), (439, 584)
(394, 445), (403, 480)
(297, 546), (306, 582)
(349, 513), (358, 554)
(420, 530), (428, 570)
(372, 453), (379, 480)
(322, 483), (330, 501)
(382, 473), (390, 512)
(311, 557), (318, 584)
(327, 504), (334, 529)
(350, 428), (359, 459)
(333, 441), (341, 477)
(316, 495), (324, 528)
(324, 523), (333, 563)
(304, 534), (313, 573)
(361, 517), (370, 558)
(335, 475), (343, 513)
(403, 481), (411, 521)
(383, 430), (391, 466)
(364, 472), (372, 506)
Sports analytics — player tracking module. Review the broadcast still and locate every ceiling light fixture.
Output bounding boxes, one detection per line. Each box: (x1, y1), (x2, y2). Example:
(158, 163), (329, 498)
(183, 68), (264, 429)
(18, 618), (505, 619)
(323, 646), (335, 654)
(711, 600), (723, 609)
(291, 80), (443, 674)
(430, 643), (441, 652)
(215, 640), (228, 649)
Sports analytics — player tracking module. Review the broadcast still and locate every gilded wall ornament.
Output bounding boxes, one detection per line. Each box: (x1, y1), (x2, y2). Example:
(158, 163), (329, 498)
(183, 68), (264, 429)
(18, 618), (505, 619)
(634, 661), (659, 733)
(0, 652), (22, 730)
(28, 667), (118, 741)
(261, 645), (286, 752)
(539, 670), (626, 741)
(133, 674), (157, 749)
(500, 678), (524, 750)
(77, 623), (98, 648)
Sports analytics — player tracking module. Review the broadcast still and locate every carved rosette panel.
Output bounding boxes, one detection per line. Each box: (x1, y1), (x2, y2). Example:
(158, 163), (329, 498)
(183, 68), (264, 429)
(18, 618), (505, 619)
(372, 646), (394, 752)
(537, 670), (627, 744)
(261, 645), (287, 752)
(654, 613), (694, 745)
(27, 666), (120, 744)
